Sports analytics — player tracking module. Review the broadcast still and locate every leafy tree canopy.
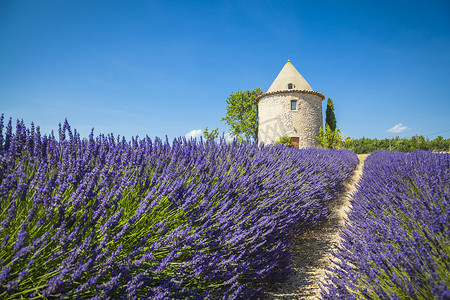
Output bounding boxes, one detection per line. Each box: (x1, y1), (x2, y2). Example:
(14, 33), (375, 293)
(222, 88), (263, 141)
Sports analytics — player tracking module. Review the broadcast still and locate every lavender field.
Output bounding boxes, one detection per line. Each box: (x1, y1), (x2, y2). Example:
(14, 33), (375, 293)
(0, 117), (358, 299)
(321, 150), (450, 299)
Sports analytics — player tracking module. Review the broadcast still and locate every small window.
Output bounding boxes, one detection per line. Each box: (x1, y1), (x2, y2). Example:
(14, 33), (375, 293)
(288, 83), (293, 89)
(291, 100), (297, 110)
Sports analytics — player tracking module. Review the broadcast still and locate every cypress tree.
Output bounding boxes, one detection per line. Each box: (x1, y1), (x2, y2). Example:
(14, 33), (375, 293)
(325, 98), (337, 132)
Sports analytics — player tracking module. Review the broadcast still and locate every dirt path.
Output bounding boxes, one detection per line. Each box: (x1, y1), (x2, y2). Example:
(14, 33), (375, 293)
(267, 155), (367, 300)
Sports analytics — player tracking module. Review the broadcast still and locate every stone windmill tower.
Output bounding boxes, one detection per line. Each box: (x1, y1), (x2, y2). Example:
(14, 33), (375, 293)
(256, 60), (325, 148)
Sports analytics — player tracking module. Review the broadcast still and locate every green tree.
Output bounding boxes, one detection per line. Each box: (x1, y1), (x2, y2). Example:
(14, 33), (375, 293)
(417, 135), (428, 150)
(394, 138), (410, 152)
(325, 98), (337, 132)
(222, 88), (263, 141)
(203, 127), (219, 141)
(431, 136), (445, 151)
(410, 135), (418, 151)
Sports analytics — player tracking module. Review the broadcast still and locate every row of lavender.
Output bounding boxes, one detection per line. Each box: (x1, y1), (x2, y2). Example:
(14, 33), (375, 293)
(0, 117), (358, 299)
(321, 150), (450, 299)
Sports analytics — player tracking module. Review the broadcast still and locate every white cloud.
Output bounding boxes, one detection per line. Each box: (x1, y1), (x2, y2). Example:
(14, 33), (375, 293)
(224, 132), (234, 143)
(185, 129), (202, 139)
(387, 123), (410, 133)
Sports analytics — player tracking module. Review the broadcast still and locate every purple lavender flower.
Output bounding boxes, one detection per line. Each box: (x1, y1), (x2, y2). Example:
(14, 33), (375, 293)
(321, 150), (450, 299)
(0, 117), (358, 299)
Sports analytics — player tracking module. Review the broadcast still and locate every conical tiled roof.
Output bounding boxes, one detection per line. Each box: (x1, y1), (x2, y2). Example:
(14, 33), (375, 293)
(267, 60), (313, 92)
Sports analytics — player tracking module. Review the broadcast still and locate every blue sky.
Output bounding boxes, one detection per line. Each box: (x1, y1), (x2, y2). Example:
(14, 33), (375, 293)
(1, 0), (449, 141)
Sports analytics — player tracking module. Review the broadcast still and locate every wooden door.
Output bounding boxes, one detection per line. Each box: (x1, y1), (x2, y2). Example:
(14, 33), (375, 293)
(291, 137), (299, 148)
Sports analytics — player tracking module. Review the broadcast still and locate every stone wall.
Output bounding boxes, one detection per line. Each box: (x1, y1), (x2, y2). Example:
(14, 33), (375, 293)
(258, 92), (323, 148)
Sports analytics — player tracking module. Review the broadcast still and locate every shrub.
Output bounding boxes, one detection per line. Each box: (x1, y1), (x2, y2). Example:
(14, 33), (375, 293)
(317, 124), (351, 149)
(275, 136), (292, 147)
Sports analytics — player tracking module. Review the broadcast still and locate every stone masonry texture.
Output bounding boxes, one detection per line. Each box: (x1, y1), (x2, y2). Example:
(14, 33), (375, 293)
(258, 92), (323, 148)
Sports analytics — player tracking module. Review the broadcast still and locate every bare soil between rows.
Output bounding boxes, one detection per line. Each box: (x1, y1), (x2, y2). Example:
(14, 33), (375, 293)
(266, 154), (367, 299)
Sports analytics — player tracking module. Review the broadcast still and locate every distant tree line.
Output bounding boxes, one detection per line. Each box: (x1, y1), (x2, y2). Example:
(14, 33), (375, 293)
(346, 135), (450, 154)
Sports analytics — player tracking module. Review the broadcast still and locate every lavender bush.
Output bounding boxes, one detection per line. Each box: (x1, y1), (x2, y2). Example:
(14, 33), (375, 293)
(321, 150), (450, 299)
(0, 116), (357, 299)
